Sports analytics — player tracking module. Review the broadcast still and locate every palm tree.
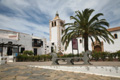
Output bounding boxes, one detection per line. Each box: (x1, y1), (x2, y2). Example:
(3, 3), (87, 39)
(62, 8), (114, 52)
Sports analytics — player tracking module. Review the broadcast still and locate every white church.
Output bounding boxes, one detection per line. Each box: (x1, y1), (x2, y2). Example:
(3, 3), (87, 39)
(49, 12), (120, 54)
(0, 12), (120, 57)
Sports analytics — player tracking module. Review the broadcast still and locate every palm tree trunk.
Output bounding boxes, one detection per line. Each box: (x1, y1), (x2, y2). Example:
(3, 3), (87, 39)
(84, 34), (89, 51)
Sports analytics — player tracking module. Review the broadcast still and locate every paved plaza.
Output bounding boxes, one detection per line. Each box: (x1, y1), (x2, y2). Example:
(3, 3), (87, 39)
(0, 61), (120, 80)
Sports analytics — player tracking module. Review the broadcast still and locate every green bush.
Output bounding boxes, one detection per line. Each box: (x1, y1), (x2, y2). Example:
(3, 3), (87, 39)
(116, 50), (120, 56)
(79, 54), (83, 57)
(112, 53), (117, 59)
(16, 54), (52, 62)
(118, 56), (120, 61)
(116, 50), (120, 61)
(92, 51), (100, 61)
(107, 54), (113, 61)
(67, 53), (74, 57)
(100, 52), (108, 61)
(23, 50), (34, 56)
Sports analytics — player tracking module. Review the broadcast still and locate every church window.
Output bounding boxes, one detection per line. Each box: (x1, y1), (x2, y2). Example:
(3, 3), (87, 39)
(52, 43), (54, 45)
(80, 39), (82, 43)
(114, 34), (118, 39)
(52, 22), (54, 27)
(54, 21), (56, 26)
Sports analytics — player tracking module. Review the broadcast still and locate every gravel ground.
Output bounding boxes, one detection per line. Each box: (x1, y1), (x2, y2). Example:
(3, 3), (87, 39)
(0, 63), (120, 80)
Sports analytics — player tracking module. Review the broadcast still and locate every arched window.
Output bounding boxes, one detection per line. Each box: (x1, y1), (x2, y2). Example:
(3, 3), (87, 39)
(52, 22), (54, 27)
(54, 21), (56, 26)
(114, 34), (118, 39)
(80, 39), (82, 43)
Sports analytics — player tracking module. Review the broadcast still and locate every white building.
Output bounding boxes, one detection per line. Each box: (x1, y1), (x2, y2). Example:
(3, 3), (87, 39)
(50, 13), (120, 54)
(0, 29), (47, 57)
(1, 12), (120, 57)
(49, 12), (65, 53)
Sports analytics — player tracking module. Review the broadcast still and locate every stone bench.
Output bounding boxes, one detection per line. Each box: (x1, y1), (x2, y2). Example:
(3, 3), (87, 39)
(50, 51), (92, 65)
(52, 57), (74, 65)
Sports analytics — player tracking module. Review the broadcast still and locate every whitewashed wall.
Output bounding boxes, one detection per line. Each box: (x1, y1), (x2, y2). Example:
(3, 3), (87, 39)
(63, 30), (120, 54)
(51, 27), (58, 52)
(18, 33), (33, 51)
(104, 31), (120, 52)
(0, 29), (47, 56)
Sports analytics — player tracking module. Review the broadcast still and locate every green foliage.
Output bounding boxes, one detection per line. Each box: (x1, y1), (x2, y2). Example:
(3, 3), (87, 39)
(67, 53), (74, 57)
(23, 50), (33, 56)
(111, 53), (117, 59)
(116, 50), (120, 57)
(79, 54), (83, 57)
(107, 54), (113, 61)
(100, 52), (109, 61)
(92, 51), (100, 61)
(116, 50), (120, 61)
(62, 8), (114, 51)
(61, 54), (68, 58)
(16, 54), (52, 62)
(17, 50), (120, 62)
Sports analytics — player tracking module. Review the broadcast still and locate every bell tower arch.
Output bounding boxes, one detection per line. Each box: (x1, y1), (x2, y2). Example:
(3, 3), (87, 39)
(49, 12), (65, 53)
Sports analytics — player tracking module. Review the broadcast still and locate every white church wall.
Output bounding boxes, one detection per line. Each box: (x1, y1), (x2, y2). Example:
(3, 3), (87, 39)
(63, 31), (120, 54)
(51, 27), (58, 46)
(50, 13), (120, 54)
(77, 38), (85, 53)
(64, 41), (72, 54)
(104, 31), (120, 52)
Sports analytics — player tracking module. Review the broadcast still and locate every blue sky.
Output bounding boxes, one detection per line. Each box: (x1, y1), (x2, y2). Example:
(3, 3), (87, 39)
(0, 0), (120, 41)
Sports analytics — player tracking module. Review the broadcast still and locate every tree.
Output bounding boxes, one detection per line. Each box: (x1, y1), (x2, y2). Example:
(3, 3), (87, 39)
(62, 8), (114, 51)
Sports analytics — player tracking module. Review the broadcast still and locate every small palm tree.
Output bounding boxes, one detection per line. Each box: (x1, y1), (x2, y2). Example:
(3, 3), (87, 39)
(62, 8), (114, 51)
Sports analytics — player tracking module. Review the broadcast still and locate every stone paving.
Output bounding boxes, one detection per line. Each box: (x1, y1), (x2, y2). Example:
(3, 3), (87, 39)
(0, 62), (120, 80)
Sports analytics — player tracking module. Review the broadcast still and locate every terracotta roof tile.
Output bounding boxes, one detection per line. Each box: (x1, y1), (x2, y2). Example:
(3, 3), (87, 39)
(107, 27), (120, 32)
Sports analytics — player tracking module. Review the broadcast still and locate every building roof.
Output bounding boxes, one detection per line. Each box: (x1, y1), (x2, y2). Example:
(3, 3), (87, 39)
(32, 36), (42, 39)
(107, 27), (120, 32)
(0, 29), (18, 33)
(0, 29), (29, 35)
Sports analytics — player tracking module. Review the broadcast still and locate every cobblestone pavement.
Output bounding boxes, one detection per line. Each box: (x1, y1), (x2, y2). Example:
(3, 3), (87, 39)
(0, 63), (120, 80)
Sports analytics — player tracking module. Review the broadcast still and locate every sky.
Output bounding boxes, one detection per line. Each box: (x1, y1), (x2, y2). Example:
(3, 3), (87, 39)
(0, 0), (120, 41)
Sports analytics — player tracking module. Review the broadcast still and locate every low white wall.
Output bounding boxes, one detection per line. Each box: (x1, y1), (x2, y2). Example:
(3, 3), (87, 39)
(29, 65), (120, 78)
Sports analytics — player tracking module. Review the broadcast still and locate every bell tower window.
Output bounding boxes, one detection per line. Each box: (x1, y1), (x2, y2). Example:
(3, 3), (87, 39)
(52, 22), (54, 27)
(54, 21), (56, 26)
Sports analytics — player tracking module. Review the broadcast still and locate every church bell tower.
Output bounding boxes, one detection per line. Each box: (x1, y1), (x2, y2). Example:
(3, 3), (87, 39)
(49, 12), (65, 53)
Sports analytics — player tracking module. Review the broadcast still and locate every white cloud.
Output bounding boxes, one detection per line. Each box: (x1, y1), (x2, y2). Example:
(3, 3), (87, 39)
(0, 0), (120, 41)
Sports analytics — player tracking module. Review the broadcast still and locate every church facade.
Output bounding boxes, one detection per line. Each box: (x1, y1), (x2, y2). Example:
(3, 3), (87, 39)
(49, 12), (120, 54)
